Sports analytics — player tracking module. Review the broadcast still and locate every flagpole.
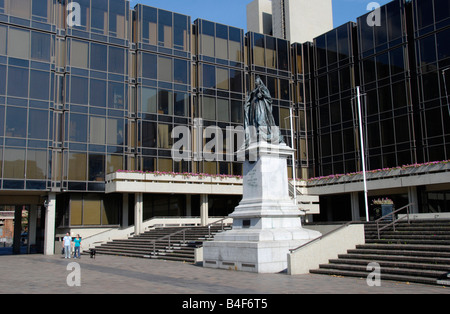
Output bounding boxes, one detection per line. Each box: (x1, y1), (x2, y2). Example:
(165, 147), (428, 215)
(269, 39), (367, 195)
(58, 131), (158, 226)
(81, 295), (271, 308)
(357, 86), (369, 222)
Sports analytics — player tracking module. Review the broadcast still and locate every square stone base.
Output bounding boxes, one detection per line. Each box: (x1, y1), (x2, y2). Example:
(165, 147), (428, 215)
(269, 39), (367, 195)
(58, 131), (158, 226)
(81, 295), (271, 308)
(203, 227), (321, 273)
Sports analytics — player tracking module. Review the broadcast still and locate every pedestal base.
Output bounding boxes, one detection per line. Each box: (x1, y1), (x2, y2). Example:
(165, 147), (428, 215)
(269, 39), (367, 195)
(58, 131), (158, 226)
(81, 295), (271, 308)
(203, 142), (321, 273)
(203, 227), (321, 273)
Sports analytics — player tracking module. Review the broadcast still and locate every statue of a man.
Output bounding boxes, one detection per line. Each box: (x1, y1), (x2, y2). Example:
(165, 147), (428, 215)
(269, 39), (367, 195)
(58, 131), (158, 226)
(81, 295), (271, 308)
(244, 76), (285, 146)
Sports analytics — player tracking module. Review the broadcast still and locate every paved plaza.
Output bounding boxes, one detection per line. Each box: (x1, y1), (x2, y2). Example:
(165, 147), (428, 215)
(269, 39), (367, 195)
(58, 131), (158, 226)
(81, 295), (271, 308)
(0, 254), (448, 295)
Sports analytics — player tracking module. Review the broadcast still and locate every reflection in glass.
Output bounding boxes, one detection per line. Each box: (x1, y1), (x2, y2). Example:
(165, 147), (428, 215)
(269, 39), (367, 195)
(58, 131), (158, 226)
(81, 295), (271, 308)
(69, 113), (87, 143)
(6, 107), (27, 138)
(3, 148), (25, 178)
(8, 28), (30, 60)
(142, 87), (157, 113)
(28, 109), (48, 139)
(26, 149), (47, 180)
(30, 70), (50, 100)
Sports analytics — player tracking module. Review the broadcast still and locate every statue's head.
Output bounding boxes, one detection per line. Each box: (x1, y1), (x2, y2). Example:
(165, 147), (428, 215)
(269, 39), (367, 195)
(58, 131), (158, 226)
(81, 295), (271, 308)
(255, 76), (263, 87)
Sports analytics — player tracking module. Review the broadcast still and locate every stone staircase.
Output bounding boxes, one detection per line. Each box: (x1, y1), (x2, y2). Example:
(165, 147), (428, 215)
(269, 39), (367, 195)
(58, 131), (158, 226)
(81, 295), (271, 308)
(85, 225), (231, 263)
(310, 220), (450, 286)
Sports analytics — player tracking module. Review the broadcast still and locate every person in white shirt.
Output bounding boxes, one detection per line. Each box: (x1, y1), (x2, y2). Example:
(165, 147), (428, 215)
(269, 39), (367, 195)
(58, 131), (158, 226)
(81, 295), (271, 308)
(62, 233), (72, 259)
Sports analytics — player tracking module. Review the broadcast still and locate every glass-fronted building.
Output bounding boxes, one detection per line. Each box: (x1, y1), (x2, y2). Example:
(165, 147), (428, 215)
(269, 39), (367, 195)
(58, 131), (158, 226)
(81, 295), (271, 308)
(0, 0), (449, 254)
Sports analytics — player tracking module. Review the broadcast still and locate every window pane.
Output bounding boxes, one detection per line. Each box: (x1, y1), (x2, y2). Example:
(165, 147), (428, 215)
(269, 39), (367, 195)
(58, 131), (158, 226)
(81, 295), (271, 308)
(32, 0), (50, 21)
(266, 37), (276, 69)
(5, 107), (27, 138)
(142, 121), (157, 148)
(0, 106), (4, 137)
(108, 82), (124, 109)
(90, 43), (107, 71)
(109, 0), (126, 38)
(230, 69), (242, 93)
(26, 149), (47, 180)
(0, 25), (6, 55)
(3, 148), (25, 179)
(215, 25), (228, 60)
(203, 64), (216, 88)
(89, 154), (105, 181)
(0, 65), (6, 95)
(416, 0), (434, 29)
(70, 195), (82, 225)
(201, 20), (215, 57)
(89, 116), (106, 144)
(83, 195), (102, 225)
(158, 10), (172, 48)
(217, 68), (229, 90)
(31, 31), (51, 62)
(217, 98), (229, 122)
(277, 38), (289, 71)
(8, 28), (30, 59)
(435, 0), (450, 23)
(174, 13), (188, 51)
(229, 28), (242, 62)
(90, 79), (107, 107)
(203, 96), (216, 120)
(107, 154), (123, 175)
(107, 118), (124, 145)
(158, 56), (172, 82)
(157, 90), (173, 115)
(29, 70), (50, 100)
(253, 33), (265, 66)
(158, 158), (173, 172)
(10, 0), (31, 19)
(142, 87), (157, 113)
(91, 0), (108, 33)
(108, 46), (125, 74)
(174, 92), (188, 117)
(158, 124), (172, 149)
(436, 28), (450, 61)
(68, 153), (87, 181)
(231, 100), (243, 123)
(70, 76), (88, 104)
(28, 109), (48, 139)
(142, 6), (157, 45)
(69, 113), (87, 142)
(8, 67), (29, 98)
(174, 58), (188, 84)
(142, 53), (157, 79)
(71, 40), (89, 68)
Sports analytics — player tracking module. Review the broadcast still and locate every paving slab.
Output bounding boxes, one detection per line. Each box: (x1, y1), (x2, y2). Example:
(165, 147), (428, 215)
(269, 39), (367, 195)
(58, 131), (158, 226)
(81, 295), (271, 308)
(0, 254), (448, 296)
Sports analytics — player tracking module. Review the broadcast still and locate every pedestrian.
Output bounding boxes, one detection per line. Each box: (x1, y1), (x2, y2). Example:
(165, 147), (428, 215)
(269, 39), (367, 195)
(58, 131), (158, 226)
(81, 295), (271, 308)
(73, 234), (82, 259)
(62, 233), (72, 259)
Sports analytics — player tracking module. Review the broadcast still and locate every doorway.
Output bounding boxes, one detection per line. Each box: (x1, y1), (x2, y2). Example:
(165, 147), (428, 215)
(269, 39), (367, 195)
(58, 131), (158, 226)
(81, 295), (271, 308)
(0, 205), (44, 255)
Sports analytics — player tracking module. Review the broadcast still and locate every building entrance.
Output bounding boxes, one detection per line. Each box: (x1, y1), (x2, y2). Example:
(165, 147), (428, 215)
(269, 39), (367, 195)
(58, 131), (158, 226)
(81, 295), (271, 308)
(0, 205), (45, 255)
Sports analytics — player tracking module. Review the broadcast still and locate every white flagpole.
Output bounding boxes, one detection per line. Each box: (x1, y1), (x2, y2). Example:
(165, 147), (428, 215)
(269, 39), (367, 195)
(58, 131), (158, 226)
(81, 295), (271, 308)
(357, 86), (369, 222)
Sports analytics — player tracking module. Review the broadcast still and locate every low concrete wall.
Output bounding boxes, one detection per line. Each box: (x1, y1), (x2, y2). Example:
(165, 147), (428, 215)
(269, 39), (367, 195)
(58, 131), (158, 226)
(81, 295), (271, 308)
(287, 223), (365, 275)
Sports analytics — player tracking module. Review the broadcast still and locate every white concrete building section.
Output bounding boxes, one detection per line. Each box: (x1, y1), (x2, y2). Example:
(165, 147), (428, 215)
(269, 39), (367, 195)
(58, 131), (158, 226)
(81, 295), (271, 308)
(247, 0), (273, 35)
(247, 0), (334, 44)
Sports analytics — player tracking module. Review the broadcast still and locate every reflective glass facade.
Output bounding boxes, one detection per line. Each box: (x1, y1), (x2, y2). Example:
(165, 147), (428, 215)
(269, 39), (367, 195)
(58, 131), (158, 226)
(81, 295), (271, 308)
(1, 0), (449, 226)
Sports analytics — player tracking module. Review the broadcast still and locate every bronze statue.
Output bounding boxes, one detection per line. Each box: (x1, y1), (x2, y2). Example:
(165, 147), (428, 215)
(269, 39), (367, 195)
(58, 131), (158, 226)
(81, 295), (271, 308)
(244, 76), (285, 146)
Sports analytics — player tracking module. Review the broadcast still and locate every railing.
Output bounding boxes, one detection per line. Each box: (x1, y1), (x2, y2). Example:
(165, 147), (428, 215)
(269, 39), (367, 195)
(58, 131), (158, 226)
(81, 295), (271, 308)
(376, 203), (413, 240)
(289, 221), (356, 253)
(150, 217), (230, 256)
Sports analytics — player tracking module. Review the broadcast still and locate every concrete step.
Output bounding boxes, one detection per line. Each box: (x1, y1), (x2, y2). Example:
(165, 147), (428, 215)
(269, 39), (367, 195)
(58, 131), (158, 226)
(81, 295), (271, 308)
(310, 220), (450, 286)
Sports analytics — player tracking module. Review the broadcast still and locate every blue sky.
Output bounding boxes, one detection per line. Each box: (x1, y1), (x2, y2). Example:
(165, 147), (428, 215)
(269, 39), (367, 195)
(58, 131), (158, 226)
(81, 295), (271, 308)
(129, 0), (393, 30)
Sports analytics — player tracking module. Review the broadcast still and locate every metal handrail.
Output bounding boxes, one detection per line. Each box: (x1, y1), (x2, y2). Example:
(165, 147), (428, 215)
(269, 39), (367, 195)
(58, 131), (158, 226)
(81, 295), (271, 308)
(150, 217), (230, 256)
(289, 221), (356, 253)
(376, 203), (413, 240)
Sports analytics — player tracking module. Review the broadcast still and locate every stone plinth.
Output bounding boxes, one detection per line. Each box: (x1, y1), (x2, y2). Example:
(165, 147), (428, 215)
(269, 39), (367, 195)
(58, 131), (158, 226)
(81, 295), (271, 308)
(203, 142), (321, 273)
